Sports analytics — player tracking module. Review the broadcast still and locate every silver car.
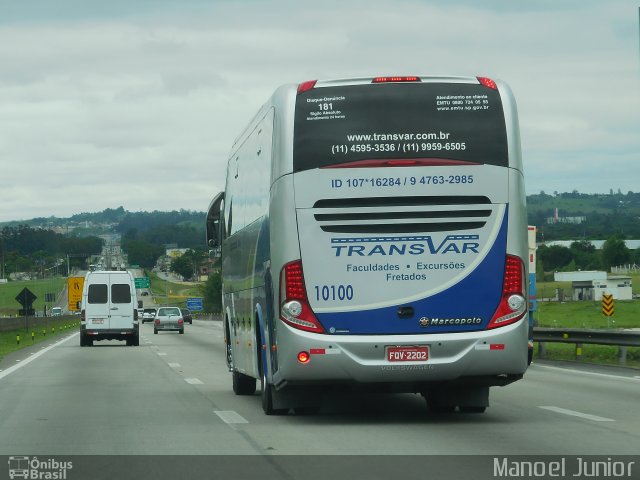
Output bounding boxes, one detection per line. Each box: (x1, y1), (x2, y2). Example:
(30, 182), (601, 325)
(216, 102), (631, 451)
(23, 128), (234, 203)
(153, 307), (184, 334)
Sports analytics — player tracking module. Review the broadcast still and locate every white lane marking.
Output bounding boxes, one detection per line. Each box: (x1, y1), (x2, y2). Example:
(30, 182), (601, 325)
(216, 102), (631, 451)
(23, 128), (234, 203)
(185, 378), (204, 385)
(168, 363), (181, 368)
(534, 364), (640, 383)
(539, 406), (615, 422)
(214, 410), (248, 424)
(157, 352), (167, 356)
(0, 333), (78, 381)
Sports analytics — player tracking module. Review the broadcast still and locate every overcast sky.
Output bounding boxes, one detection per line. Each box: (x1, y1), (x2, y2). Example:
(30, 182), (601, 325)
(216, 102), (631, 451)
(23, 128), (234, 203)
(0, 0), (638, 222)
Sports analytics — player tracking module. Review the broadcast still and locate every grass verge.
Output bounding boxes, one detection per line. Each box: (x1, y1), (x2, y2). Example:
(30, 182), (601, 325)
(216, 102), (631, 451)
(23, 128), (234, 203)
(147, 271), (202, 307)
(0, 318), (79, 362)
(534, 342), (640, 369)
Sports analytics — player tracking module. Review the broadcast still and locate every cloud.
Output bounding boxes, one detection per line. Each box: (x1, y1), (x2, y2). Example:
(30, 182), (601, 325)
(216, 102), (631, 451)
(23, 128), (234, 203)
(0, 0), (638, 221)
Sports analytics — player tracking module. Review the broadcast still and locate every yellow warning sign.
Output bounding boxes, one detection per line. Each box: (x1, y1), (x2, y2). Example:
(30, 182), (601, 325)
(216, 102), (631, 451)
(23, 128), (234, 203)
(601, 294), (614, 317)
(67, 276), (84, 311)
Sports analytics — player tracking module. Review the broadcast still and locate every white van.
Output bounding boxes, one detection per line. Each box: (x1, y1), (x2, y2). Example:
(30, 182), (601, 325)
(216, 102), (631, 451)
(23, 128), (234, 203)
(79, 270), (142, 347)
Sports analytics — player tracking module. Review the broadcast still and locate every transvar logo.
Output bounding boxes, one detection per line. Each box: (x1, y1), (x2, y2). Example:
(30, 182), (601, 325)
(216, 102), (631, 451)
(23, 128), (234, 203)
(331, 235), (480, 257)
(8, 456), (73, 480)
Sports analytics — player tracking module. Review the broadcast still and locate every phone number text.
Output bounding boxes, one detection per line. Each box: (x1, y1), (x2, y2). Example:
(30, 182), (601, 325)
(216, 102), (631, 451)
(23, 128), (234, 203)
(331, 142), (466, 155)
(330, 175), (474, 188)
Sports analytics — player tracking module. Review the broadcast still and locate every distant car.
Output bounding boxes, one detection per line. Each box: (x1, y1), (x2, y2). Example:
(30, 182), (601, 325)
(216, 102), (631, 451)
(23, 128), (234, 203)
(141, 291), (149, 296)
(181, 308), (193, 324)
(154, 307), (184, 334)
(141, 308), (157, 324)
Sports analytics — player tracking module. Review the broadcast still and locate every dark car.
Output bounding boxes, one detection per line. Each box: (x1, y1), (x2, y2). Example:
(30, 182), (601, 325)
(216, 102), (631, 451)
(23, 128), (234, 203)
(181, 308), (193, 324)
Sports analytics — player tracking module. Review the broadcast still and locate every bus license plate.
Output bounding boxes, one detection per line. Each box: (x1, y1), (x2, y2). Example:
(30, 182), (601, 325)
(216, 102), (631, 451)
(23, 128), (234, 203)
(386, 346), (429, 362)
(92, 319), (104, 324)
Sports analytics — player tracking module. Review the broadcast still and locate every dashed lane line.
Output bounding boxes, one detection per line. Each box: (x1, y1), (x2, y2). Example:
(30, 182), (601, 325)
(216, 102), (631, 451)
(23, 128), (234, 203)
(185, 378), (204, 385)
(539, 406), (615, 422)
(214, 410), (249, 424)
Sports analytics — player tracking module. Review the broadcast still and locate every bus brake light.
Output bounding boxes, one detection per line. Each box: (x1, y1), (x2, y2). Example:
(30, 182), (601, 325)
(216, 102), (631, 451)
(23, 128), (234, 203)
(477, 77), (498, 90)
(297, 80), (317, 94)
(372, 76), (420, 83)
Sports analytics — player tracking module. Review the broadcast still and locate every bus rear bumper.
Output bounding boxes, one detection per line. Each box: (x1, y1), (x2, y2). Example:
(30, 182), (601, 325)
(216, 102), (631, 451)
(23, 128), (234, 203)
(273, 320), (528, 390)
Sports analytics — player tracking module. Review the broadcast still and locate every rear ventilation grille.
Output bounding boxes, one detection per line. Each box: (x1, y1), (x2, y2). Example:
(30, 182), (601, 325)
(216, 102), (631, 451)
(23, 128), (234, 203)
(312, 196), (493, 234)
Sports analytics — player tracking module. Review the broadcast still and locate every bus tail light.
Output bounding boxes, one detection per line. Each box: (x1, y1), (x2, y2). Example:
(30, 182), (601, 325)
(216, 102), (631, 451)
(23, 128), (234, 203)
(486, 255), (526, 329)
(280, 260), (325, 333)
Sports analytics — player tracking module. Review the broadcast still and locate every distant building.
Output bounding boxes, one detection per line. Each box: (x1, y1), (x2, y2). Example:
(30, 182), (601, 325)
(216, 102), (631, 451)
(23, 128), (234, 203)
(545, 208), (586, 225)
(166, 248), (189, 258)
(553, 271), (632, 301)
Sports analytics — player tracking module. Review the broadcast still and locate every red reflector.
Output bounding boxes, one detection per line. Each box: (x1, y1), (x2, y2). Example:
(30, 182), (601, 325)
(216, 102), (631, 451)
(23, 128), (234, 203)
(310, 348), (325, 355)
(372, 76), (420, 83)
(490, 344), (505, 350)
(321, 158), (480, 169)
(477, 76), (498, 90)
(297, 80), (317, 94)
(297, 351), (310, 363)
(386, 159), (418, 166)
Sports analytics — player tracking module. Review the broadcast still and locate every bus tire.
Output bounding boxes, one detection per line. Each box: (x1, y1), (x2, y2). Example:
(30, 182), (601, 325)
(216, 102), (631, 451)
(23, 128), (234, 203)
(232, 370), (256, 395)
(424, 393), (456, 414)
(293, 406), (320, 415)
(261, 371), (287, 415)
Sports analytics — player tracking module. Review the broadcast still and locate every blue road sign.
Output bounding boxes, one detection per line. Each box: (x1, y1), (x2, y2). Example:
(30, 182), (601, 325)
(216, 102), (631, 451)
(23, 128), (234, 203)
(186, 297), (204, 311)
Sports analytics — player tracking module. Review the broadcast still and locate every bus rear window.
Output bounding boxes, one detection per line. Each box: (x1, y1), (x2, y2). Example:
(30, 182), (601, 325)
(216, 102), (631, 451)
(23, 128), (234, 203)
(293, 82), (508, 172)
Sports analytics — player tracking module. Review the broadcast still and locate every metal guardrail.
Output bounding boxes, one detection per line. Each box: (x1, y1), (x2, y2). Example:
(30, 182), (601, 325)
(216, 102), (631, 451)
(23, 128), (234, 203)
(532, 327), (640, 366)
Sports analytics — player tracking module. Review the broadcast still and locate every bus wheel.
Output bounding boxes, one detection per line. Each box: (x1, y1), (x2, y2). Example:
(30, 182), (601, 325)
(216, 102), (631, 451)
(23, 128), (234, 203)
(424, 393), (456, 414)
(232, 370), (256, 395)
(261, 371), (287, 415)
(459, 406), (486, 414)
(225, 322), (233, 372)
(293, 406), (320, 415)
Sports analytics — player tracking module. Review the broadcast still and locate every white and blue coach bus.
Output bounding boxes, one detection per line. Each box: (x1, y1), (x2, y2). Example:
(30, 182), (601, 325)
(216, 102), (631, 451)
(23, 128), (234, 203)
(206, 75), (529, 415)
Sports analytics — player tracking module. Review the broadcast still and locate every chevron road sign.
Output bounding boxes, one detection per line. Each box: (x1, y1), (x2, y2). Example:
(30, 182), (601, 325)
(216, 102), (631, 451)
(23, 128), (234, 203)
(601, 294), (614, 317)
